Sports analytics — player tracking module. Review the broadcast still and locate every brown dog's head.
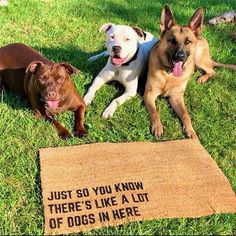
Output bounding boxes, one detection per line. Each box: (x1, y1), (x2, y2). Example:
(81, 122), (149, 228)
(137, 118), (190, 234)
(159, 5), (204, 77)
(26, 61), (78, 112)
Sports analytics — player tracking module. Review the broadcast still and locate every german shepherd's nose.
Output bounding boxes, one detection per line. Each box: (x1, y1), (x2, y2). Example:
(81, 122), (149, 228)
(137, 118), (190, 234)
(175, 50), (186, 61)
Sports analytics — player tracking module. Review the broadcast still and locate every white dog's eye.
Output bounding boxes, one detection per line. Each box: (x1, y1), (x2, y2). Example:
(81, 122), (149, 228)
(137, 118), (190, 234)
(110, 35), (114, 39)
(125, 38), (130, 41)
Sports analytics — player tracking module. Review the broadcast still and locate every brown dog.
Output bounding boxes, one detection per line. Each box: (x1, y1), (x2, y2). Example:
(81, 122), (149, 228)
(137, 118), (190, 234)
(144, 5), (236, 139)
(0, 43), (86, 139)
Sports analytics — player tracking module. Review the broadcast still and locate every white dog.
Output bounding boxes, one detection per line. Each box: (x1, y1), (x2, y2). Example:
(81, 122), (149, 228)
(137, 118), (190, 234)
(84, 23), (158, 119)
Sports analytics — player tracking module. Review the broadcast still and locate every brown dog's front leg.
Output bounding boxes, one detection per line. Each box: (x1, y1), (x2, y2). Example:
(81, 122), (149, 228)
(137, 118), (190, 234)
(46, 116), (71, 139)
(169, 94), (198, 139)
(74, 105), (87, 138)
(144, 90), (163, 138)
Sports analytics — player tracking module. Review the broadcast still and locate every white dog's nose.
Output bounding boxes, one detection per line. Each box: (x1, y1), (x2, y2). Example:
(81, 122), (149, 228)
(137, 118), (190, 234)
(112, 46), (121, 53)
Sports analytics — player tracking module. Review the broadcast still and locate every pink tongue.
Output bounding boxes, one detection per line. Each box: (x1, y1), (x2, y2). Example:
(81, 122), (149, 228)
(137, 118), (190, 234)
(111, 57), (126, 66)
(173, 61), (183, 77)
(46, 101), (58, 109)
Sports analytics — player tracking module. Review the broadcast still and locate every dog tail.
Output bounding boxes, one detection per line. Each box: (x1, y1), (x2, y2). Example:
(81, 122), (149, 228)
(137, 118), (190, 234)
(213, 61), (236, 71)
(88, 50), (109, 62)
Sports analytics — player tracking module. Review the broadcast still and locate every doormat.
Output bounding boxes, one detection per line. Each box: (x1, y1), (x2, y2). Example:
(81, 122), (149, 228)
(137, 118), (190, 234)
(39, 139), (236, 235)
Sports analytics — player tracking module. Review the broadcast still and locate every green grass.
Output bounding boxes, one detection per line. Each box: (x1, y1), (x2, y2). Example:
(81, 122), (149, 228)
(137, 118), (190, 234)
(0, 0), (236, 234)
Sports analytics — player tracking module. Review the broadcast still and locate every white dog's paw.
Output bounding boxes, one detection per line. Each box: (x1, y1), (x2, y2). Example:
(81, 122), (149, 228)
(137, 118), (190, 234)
(102, 105), (116, 119)
(83, 93), (94, 106)
(88, 55), (97, 62)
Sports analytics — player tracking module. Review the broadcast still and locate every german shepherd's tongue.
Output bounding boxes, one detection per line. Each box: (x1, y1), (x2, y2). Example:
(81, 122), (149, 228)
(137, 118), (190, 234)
(173, 61), (183, 77)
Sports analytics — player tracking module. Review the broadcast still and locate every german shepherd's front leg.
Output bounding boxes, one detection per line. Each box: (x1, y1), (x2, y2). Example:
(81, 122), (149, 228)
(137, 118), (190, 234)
(144, 89), (163, 138)
(169, 94), (198, 139)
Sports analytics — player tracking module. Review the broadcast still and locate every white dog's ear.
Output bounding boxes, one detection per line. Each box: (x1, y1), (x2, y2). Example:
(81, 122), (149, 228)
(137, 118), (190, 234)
(132, 26), (144, 38)
(99, 23), (114, 33)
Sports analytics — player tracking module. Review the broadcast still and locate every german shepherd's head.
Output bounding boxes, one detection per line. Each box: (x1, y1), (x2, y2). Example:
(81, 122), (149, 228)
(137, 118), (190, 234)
(159, 5), (204, 77)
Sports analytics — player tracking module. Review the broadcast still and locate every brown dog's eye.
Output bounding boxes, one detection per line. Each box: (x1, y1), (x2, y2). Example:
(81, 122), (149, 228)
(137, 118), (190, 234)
(185, 38), (192, 45)
(39, 76), (46, 84)
(57, 77), (65, 84)
(168, 37), (177, 45)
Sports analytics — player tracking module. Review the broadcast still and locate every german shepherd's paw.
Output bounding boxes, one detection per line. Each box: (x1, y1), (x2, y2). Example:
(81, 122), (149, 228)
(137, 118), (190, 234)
(197, 75), (210, 84)
(151, 122), (164, 138)
(184, 127), (198, 139)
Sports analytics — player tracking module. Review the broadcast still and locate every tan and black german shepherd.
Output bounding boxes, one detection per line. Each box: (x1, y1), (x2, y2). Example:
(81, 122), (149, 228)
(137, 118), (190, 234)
(144, 5), (236, 139)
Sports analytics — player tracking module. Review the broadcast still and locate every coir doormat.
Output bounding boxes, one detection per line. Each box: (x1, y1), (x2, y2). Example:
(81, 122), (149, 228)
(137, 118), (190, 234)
(39, 139), (236, 234)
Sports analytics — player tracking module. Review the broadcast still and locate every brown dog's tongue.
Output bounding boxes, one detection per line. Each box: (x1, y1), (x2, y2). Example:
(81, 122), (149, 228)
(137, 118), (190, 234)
(46, 101), (59, 109)
(173, 61), (183, 77)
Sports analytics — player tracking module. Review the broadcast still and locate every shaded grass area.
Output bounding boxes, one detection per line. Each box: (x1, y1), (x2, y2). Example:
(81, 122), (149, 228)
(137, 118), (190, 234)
(0, 0), (235, 234)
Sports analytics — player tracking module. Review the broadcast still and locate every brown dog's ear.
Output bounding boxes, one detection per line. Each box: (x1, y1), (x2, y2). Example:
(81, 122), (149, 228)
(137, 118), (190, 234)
(189, 7), (204, 36)
(132, 26), (144, 38)
(99, 23), (114, 33)
(160, 5), (175, 32)
(60, 62), (79, 75)
(26, 61), (43, 74)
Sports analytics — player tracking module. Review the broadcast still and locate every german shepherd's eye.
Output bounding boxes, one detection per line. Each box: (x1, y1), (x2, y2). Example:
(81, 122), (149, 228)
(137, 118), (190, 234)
(185, 38), (192, 45)
(168, 37), (177, 45)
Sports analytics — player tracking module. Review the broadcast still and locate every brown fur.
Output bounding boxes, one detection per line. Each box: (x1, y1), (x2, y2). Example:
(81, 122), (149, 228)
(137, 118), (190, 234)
(0, 43), (86, 139)
(144, 5), (236, 139)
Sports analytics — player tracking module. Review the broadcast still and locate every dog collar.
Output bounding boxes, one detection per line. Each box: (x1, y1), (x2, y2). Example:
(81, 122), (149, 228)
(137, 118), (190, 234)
(122, 47), (139, 66)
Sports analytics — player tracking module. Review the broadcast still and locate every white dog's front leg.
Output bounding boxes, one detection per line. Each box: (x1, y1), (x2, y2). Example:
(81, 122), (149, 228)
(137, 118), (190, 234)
(102, 79), (138, 119)
(84, 66), (114, 106)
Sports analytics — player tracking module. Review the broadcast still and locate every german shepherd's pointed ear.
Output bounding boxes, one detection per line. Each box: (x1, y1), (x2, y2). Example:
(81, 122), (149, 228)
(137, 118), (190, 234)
(160, 5), (175, 32)
(189, 7), (204, 36)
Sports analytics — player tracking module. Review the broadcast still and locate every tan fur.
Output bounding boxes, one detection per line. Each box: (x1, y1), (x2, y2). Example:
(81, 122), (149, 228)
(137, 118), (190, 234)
(145, 5), (236, 139)
(144, 6), (201, 139)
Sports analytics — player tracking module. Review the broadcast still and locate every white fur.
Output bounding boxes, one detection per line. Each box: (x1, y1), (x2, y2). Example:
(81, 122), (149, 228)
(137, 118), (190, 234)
(85, 23), (158, 119)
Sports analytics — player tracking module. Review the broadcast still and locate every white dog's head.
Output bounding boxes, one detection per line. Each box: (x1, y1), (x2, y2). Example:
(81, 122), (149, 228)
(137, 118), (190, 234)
(100, 23), (145, 67)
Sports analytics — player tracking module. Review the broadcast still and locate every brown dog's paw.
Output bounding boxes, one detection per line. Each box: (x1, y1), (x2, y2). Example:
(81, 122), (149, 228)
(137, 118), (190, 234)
(75, 128), (87, 138)
(151, 122), (164, 138)
(58, 130), (72, 140)
(197, 75), (209, 84)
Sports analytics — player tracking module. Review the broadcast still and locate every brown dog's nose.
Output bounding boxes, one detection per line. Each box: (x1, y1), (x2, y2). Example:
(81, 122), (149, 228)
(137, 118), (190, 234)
(112, 46), (121, 53)
(47, 91), (56, 99)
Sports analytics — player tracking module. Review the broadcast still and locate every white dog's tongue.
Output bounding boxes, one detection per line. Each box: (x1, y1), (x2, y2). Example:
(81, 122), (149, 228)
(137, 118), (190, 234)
(173, 61), (183, 77)
(111, 57), (126, 66)
(46, 101), (59, 109)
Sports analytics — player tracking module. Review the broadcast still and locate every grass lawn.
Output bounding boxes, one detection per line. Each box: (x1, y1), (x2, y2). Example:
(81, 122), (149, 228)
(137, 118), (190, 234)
(0, 0), (235, 234)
